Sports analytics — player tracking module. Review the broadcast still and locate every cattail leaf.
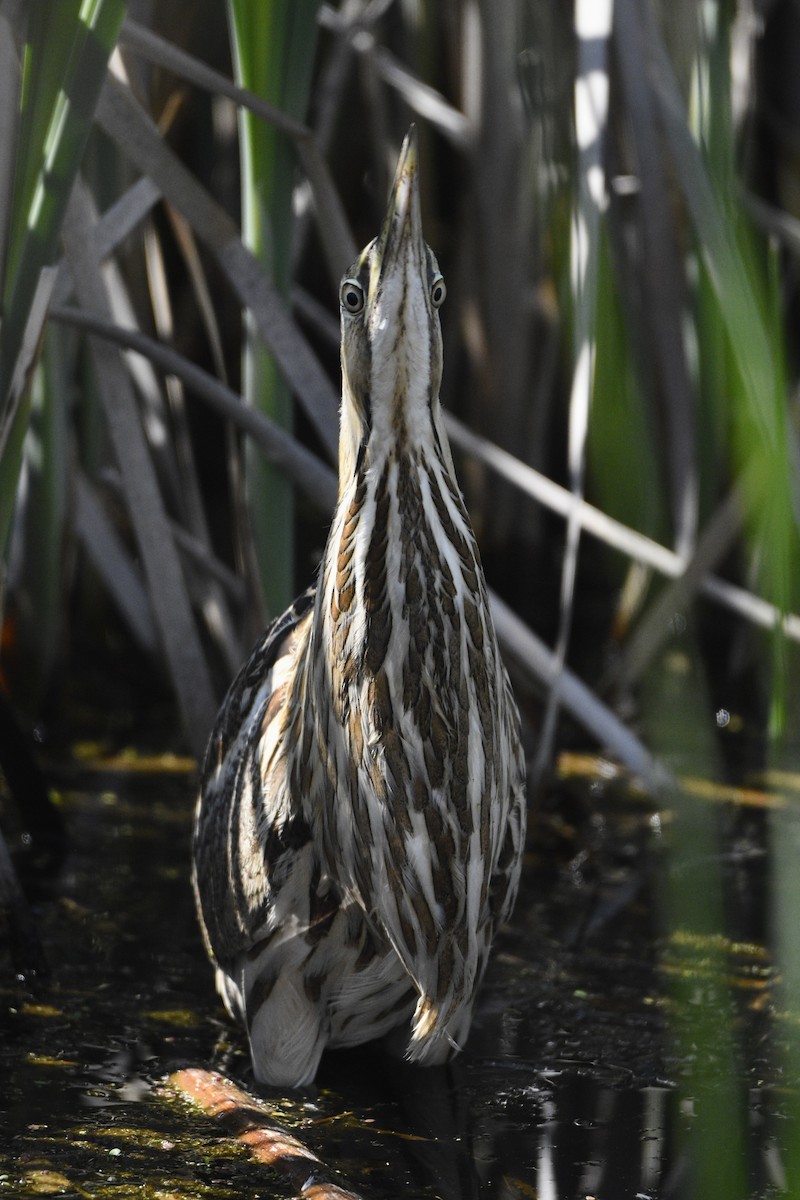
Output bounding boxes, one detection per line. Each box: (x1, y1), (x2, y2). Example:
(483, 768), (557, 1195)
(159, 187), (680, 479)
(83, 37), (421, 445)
(74, 471), (157, 653)
(446, 412), (800, 643)
(0, 0), (126, 559)
(1, 0), (127, 405)
(612, 0), (698, 558)
(119, 16), (356, 279)
(95, 74), (340, 459)
(226, 0), (321, 615)
(490, 589), (669, 790)
(647, 14), (783, 452)
(62, 181), (217, 756)
(49, 303), (338, 512)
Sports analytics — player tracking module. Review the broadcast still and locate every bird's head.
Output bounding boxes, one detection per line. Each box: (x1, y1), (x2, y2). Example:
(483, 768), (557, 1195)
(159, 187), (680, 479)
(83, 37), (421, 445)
(338, 127), (453, 491)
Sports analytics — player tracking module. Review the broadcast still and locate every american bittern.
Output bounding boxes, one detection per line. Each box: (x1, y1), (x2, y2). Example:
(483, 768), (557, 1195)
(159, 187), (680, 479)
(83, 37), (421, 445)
(193, 129), (527, 1087)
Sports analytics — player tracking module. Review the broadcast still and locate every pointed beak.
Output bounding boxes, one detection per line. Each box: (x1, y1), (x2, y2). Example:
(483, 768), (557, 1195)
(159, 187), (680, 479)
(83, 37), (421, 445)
(375, 126), (423, 284)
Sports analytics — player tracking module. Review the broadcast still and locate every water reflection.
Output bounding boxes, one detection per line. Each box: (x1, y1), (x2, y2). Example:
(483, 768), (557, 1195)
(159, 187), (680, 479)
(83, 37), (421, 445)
(311, 1057), (682, 1198)
(0, 758), (793, 1198)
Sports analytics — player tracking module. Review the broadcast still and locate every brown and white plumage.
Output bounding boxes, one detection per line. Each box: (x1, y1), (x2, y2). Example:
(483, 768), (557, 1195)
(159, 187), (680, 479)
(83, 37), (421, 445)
(192, 129), (527, 1087)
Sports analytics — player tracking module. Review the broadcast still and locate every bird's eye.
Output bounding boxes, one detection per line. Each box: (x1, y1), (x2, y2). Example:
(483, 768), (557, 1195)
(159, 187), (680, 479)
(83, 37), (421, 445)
(340, 279), (365, 313)
(430, 275), (446, 309)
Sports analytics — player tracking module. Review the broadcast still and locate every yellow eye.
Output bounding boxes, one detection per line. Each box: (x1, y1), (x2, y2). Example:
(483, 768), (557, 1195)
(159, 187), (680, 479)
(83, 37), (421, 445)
(340, 278), (365, 313)
(431, 275), (446, 309)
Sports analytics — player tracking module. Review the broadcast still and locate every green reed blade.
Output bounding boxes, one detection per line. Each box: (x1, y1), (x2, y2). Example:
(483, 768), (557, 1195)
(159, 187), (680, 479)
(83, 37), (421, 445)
(227, 0), (321, 617)
(0, 0), (127, 554)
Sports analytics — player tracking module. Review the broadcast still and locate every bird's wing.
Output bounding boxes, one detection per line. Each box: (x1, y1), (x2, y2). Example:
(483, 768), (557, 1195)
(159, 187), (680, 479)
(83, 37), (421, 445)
(192, 587), (316, 971)
(487, 671), (528, 931)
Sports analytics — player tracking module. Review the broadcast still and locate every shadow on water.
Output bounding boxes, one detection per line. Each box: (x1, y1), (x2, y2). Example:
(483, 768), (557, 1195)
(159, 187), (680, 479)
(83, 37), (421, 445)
(0, 739), (793, 1198)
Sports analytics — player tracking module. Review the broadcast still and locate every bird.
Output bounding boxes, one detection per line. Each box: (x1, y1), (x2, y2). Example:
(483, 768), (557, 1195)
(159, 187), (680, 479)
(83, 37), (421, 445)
(192, 127), (527, 1088)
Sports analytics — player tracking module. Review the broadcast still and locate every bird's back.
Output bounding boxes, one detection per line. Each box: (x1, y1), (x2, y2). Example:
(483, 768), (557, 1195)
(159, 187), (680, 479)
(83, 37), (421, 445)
(192, 588), (316, 977)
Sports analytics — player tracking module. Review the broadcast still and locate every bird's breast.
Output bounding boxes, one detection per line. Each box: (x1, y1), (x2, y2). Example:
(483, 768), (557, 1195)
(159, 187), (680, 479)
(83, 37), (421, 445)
(290, 441), (522, 1012)
(311, 444), (507, 858)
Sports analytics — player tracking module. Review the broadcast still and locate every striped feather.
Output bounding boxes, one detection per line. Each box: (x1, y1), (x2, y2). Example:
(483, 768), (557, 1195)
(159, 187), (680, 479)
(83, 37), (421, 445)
(192, 129), (526, 1086)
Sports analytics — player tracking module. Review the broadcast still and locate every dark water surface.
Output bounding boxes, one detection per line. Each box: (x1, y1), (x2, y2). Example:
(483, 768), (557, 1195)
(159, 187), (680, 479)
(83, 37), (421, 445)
(0, 746), (794, 1198)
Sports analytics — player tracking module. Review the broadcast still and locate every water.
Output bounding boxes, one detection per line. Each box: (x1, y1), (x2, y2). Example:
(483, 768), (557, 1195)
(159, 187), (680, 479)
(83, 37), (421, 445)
(0, 745), (793, 1198)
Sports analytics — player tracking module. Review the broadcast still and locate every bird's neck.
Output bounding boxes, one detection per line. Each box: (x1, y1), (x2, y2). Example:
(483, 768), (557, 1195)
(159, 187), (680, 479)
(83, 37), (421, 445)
(321, 421), (488, 700)
(337, 379), (457, 501)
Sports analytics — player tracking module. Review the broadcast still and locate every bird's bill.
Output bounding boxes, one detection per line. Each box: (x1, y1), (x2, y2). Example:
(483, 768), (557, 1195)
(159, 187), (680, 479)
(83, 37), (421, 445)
(375, 126), (423, 284)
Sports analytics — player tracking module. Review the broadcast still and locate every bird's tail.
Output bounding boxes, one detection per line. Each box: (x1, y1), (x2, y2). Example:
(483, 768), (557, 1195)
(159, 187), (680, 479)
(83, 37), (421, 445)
(405, 992), (471, 1065)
